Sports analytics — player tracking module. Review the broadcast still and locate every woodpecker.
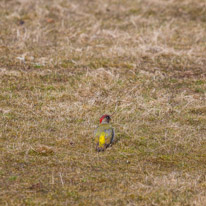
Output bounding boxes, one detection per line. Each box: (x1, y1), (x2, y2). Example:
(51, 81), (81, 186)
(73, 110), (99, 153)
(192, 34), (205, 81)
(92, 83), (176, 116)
(94, 114), (115, 152)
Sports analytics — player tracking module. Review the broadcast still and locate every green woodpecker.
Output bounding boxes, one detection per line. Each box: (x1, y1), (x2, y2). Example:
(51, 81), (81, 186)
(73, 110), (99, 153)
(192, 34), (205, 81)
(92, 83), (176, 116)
(94, 114), (115, 152)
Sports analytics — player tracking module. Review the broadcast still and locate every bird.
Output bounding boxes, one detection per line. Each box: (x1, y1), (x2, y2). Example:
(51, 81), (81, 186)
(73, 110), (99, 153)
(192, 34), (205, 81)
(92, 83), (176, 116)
(94, 114), (115, 152)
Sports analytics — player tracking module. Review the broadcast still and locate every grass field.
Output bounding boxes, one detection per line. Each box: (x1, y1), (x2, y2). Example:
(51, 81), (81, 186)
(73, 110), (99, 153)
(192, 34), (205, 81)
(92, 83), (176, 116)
(0, 0), (206, 205)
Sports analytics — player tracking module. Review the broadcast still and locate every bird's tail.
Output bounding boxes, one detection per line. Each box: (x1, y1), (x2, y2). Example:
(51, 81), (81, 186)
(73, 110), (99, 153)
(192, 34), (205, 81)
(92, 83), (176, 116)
(96, 144), (105, 152)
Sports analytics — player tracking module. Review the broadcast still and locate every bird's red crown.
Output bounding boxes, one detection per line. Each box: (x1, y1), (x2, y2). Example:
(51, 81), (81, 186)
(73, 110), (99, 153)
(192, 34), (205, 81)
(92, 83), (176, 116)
(100, 114), (111, 123)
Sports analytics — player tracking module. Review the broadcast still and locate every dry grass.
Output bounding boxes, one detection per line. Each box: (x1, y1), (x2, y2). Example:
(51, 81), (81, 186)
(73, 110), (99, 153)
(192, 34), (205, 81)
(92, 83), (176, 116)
(0, 0), (206, 205)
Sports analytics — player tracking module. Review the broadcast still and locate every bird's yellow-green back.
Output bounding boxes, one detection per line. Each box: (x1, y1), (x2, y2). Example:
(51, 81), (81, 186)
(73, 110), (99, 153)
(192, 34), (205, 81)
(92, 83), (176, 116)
(94, 123), (114, 151)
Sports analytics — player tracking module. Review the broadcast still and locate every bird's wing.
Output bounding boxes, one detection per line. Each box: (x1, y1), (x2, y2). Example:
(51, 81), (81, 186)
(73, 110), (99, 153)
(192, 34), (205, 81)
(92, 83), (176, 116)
(111, 128), (115, 143)
(103, 127), (114, 145)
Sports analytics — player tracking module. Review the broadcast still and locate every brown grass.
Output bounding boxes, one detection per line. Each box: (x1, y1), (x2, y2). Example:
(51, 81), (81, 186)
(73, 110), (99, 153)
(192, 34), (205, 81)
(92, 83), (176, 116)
(0, 0), (206, 205)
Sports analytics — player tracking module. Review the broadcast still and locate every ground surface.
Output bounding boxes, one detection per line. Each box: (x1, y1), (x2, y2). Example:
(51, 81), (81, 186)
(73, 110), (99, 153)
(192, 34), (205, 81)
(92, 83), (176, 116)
(0, 0), (206, 205)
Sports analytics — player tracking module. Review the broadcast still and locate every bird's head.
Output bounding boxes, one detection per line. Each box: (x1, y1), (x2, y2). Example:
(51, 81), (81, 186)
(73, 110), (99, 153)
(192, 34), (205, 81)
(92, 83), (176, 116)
(100, 114), (111, 124)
